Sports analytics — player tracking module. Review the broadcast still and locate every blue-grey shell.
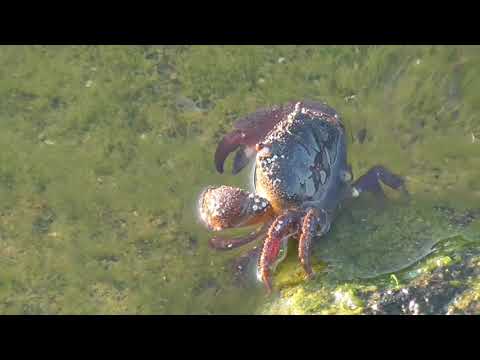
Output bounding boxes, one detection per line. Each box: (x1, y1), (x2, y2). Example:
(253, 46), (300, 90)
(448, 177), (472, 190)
(254, 106), (349, 213)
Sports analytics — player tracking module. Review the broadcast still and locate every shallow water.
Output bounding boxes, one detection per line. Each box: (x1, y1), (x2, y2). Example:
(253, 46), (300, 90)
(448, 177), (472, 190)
(0, 45), (479, 314)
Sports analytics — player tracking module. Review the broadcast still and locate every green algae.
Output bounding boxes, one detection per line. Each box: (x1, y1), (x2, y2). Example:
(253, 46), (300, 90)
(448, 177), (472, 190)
(0, 45), (479, 314)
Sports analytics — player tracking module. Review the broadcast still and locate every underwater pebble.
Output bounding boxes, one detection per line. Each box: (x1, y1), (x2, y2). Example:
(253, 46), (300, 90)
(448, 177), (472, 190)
(408, 299), (420, 315)
(85, 80), (94, 88)
(277, 57), (286, 64)
(344, 94), (357, 103)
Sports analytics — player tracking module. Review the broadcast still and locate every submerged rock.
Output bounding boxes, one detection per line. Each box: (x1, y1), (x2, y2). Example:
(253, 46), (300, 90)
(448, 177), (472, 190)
(258, 200), (480, 315)
(364, 253), (480, 315)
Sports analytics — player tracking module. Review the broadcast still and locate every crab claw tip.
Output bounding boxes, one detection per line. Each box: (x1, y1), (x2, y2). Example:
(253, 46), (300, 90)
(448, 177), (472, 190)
(214, 129), (252, 174)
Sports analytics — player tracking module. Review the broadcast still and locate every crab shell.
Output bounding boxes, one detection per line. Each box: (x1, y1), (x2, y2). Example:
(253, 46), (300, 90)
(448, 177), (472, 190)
(200, 101), (352, 232)
(251, 103), (350, 215)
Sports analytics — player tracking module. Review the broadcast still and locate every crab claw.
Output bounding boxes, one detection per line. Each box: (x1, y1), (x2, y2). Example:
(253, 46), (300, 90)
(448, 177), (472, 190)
(198, 185), (272, 232)
(215, 104), (295, 174)
(214, 132), (259, 174)
(214, 130), (248, 174)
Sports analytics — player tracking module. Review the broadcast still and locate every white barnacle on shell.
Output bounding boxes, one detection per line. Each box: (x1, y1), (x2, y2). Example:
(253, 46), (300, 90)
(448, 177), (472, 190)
(294, 102), (302, 114)
(252, 205), (258, 211)
(271, 178), (283, 187)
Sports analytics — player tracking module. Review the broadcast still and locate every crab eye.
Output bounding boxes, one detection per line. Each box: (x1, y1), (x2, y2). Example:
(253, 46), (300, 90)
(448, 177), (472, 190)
(256, 144), (271, 158)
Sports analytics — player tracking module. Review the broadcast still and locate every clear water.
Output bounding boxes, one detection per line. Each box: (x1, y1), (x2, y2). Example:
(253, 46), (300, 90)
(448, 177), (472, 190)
(0, 45), (479, 314)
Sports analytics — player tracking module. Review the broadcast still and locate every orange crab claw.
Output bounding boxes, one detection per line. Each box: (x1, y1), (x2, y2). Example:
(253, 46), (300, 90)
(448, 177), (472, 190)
(198, 186), (273, 232)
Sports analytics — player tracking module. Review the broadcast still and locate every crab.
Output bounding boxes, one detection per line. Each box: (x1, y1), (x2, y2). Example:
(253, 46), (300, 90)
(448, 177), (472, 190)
(198, 101), (406, 293)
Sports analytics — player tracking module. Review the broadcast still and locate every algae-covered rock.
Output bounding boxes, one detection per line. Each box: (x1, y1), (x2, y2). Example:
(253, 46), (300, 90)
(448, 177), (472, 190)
(258, 203), (480, 315)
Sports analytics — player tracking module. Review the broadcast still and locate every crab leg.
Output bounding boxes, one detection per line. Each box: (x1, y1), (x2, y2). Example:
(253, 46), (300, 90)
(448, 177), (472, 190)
(351, 165), (406, 197)
(209, 221), (272, 251)
(298, 208), (329, 278)
(259, 211), (302, 293)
